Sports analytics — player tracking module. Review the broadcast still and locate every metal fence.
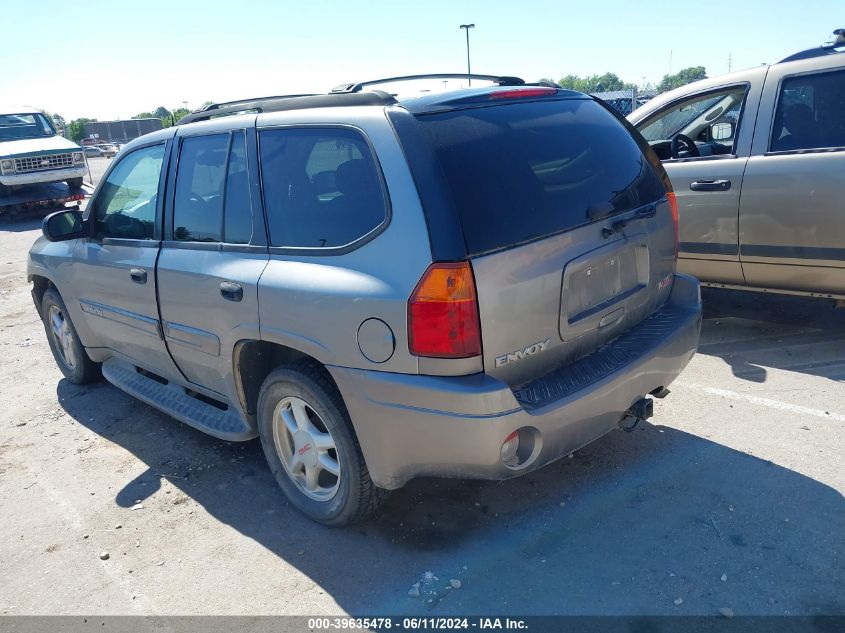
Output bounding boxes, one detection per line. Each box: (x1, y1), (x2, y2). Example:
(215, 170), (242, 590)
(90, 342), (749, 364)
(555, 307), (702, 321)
(83, 118), (163, 144)
(590, 89), (657, 116)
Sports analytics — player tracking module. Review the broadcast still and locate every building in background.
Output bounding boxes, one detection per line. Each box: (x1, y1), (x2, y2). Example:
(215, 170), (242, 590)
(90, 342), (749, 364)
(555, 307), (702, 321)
(82, 118), (163, 144)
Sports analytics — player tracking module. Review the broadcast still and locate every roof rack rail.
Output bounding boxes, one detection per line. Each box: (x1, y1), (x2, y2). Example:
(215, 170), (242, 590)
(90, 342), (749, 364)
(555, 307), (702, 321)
(177, 91), (398, 125)
(331, 73), (525, 94)
(201, 94), (317, 113)
(780, 28), (845, 63)
(178, 94), (315, 125)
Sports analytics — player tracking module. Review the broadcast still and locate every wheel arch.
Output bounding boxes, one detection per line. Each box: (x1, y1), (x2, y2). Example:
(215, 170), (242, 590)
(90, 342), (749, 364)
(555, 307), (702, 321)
(29, 273), (55, 317)
(233, 340), (344, 419)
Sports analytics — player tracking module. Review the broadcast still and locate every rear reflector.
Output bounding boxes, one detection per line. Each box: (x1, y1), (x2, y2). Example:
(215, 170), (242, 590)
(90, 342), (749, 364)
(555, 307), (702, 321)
(667, 192), (679, 258)
(500, 430), (520, 466)
(489, 87), (558, 100)
(408, 261), (482, 358)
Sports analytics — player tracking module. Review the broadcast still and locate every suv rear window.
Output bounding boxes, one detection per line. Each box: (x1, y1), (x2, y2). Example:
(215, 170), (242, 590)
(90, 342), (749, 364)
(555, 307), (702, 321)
(416, 99), (666, 256)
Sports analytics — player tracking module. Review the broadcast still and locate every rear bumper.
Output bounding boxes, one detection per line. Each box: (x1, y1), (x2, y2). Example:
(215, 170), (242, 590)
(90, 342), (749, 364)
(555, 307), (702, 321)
(330, 274), (702, 490)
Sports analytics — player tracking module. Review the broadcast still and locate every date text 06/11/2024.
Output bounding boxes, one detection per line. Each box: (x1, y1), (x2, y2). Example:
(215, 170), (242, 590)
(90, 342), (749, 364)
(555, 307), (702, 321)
(306, 617), (529, 630)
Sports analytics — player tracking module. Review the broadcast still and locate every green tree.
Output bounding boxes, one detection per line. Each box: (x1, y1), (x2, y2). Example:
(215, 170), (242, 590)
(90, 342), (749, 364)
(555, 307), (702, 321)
(557, 74), (587, 91)
(557, 72), (637, 93)
(67, 118), (94, 142)
(657, 66), (707, 93)
(131, 102), (209, 128)
(38, 110), (66, 136)
(50, 113), (66, 135)
(160, 108), (191, 128)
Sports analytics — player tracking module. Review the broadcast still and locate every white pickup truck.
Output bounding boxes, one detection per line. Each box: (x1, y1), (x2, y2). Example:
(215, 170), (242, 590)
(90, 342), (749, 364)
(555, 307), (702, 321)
(0, 108), (87, 197)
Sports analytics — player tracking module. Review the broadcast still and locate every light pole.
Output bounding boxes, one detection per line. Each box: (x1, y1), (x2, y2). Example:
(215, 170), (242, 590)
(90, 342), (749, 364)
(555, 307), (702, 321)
(460, 23), (475, 86)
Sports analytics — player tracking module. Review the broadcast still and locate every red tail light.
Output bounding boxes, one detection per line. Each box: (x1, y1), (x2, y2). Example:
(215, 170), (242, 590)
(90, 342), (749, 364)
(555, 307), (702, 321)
(667, 191), (679, 258)
(408, 261), (482, 358)
(489, 87), (558, 100)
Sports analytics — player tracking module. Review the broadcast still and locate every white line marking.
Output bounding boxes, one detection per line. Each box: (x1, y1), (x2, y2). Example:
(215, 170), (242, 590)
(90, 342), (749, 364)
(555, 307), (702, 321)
(675, 382), (845, 422)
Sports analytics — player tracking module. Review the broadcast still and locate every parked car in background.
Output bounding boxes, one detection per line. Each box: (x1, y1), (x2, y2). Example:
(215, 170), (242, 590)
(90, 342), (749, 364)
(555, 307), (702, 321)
(94, 144), (117, 158)
(0, 108), (87, 195)
(628, 29), (845, 301)
(28, 76), (701, 525)
(82, 145), (106, 158)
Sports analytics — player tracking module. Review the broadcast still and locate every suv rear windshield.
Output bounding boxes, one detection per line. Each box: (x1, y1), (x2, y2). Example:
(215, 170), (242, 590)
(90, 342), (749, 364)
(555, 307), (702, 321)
(416, 98), (666, 256)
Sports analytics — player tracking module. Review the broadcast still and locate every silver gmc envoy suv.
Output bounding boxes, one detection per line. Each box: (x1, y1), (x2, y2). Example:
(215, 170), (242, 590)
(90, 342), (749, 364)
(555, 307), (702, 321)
(28, 75), (702, 525)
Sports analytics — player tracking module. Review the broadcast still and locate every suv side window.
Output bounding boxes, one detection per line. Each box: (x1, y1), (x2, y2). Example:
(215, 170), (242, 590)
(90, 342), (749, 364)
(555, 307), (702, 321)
(638, 86), (748, 160)
(173, 134), (228, 242)
(771, 69), (845, 152)
(93, 144), (165, 240)
(223, 131), (253, 244)
(258, 128), (387, 249)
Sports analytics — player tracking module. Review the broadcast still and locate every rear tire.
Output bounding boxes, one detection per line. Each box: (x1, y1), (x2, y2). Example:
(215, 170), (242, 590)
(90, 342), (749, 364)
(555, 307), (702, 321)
(257, 361), (386, 525)
(67, 178), (84, 189)
(41, 288), (100, 384)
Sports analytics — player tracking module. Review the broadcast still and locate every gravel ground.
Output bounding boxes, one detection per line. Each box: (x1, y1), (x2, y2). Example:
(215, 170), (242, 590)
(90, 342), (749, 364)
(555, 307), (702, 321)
(0, 200), (842, 616)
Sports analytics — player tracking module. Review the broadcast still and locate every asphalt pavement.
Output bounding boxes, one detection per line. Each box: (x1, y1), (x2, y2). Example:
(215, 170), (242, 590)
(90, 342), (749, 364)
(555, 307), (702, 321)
(0, 172), (842, 616)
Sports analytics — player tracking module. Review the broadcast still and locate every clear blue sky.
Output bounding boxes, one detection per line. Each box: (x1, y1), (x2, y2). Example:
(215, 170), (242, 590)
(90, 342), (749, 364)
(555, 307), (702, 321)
(4, 0), (840, 120)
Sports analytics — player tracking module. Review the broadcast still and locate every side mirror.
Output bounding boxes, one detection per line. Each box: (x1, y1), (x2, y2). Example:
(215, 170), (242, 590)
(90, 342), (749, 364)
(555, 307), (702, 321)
(42, 209), (86, 242)
(711, 121), (735, 142)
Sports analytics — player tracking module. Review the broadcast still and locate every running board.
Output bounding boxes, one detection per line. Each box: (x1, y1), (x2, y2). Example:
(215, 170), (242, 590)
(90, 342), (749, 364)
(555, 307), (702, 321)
(101, 358), (256, 441)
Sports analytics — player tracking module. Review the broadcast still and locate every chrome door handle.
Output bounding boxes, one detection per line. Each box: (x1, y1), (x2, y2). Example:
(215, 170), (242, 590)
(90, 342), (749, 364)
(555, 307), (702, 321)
(690, 179), (731, 192)
(219, 281), (243, 302)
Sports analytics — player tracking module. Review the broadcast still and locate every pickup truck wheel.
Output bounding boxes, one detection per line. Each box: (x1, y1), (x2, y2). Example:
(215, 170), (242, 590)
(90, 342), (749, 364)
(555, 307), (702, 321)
(67, 178), (84, 189)
(41, 288), (100, 384)
(257, 362), (386, 525)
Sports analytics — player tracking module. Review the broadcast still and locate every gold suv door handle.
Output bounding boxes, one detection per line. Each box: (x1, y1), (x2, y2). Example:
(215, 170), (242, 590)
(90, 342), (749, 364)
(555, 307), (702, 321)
(690, 179), (731, 192)
(219, 281), (243, 302)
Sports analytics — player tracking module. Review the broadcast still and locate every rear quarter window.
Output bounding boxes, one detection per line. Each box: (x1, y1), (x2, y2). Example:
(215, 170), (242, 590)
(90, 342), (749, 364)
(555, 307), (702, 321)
(258, 127), (388, 249)
(416, 99), (666, 256)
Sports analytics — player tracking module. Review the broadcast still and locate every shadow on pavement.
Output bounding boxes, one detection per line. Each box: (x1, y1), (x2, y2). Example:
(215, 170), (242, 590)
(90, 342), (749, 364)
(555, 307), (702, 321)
(0, 217), (44, 233)
(698, 288), (845, 383)
(57, 379), (844, 616)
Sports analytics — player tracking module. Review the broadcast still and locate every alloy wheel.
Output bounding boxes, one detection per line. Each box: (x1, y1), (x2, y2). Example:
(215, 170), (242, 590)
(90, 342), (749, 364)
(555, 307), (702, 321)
(272, 396), (341, 501)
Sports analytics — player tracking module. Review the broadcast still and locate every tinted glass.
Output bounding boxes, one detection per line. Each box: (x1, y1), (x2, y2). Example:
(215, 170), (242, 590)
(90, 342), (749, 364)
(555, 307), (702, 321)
(771, 69), (845, 152)
(223, 131), (253, 244)
(417, 99), (665, 256)
(173, 134), (228, 242)
(259, 128), (387, 248)
(93, 144), (164, 240)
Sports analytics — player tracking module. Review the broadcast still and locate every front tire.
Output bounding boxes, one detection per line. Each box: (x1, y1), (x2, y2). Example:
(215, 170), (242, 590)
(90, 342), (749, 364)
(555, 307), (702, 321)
(41, 288), (100, 384)
(67, 178), (84, 189)
(257, 361), (386, 525)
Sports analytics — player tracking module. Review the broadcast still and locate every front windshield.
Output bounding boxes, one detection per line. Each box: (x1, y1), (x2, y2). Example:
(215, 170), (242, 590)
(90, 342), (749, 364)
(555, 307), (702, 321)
(0, 113), (56, 141)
